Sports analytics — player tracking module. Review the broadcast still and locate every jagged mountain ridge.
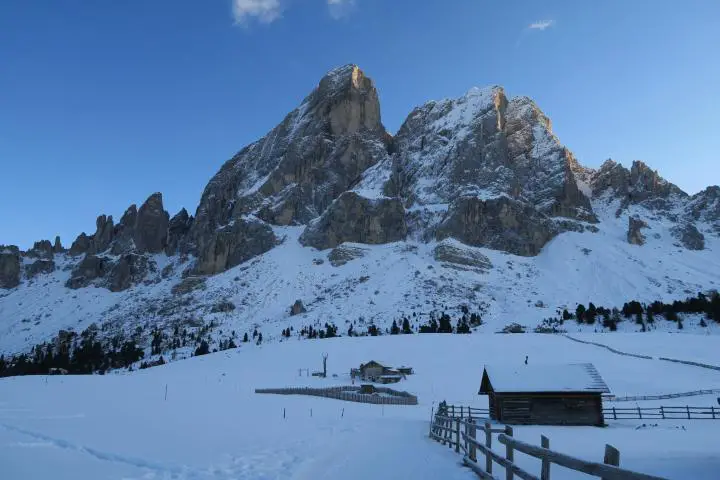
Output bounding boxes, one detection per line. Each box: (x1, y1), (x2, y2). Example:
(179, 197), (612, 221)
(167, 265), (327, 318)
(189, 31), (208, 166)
(1, 65), (719, 356)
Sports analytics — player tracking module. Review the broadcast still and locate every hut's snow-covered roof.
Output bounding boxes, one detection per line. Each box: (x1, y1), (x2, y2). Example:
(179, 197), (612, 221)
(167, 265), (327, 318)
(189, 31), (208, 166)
(479, 363), (610, 394)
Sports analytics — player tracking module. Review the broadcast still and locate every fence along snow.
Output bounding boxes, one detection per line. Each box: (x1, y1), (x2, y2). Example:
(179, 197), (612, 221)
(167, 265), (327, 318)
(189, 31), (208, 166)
(430, 406), (669, 480)
(254, 386), (418, 405)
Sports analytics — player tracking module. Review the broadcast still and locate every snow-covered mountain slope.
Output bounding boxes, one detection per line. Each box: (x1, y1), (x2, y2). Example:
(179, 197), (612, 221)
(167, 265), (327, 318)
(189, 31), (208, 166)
(1, 64), (719, 358)
(2, 333), (719, 479)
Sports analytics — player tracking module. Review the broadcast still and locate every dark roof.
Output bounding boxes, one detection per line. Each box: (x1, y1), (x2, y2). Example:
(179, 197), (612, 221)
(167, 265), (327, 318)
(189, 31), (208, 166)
(479, 363), (611, 394)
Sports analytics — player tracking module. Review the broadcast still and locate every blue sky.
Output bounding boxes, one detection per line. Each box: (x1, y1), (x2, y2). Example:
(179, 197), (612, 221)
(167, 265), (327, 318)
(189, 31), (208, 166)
(1, 1), (719, 249)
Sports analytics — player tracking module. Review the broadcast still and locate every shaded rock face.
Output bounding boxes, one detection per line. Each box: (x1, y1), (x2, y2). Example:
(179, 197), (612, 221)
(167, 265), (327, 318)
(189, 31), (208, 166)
(26, 259), (55, 278)
(190, 65), (389, 272)
(328, 244), (368, 267)
(290, 300), (306, 316)
(134, 193), (169, 254)
(91, 215), (115, 254)
(671, 223), (705, 250)
(27, 240), (54, 259)
(66, 255), (110, 289)
(687, 186), (720, 233)
(627, 217), (648, 245)
(69, 233), (92, 256)
(299, 192), (407, 250)
(436, 196), (556, 256)
(53, 236), (64, 253)
(107, 254), (151, 292)
(166, 208), (193, 255)
(193, 218), (277, 275)
(385, 88), (595, 222)
(433, 240), (492, 270)
(171, 277), (206, 296)
(0, 245), (21, 289)
(592, 160), (687, 211)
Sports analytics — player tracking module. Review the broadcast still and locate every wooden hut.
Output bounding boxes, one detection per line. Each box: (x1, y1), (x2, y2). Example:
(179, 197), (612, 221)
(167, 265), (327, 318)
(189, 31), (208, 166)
(478, 363), (610, 426)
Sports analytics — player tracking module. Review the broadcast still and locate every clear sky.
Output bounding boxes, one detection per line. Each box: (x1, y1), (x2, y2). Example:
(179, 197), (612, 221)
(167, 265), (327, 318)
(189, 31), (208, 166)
(1, 1), (719, 249)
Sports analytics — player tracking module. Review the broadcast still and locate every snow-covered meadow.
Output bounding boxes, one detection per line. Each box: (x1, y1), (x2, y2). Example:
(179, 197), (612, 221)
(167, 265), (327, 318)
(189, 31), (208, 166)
(1, 333), (719, 479)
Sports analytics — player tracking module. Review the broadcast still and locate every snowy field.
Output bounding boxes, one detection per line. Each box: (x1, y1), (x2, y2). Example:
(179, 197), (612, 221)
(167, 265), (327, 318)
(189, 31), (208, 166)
(1, 333), (720, 480)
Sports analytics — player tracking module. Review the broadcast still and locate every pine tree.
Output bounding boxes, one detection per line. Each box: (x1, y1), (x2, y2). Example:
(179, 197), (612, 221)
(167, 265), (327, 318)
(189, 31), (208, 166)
(243, 332), (249, 343)
(348, 324), (354, 336)
(194, 341), (210, 357)
(562, 309), (572, 321)
(390, 320), (400, 335)
(646, 310), (654, 323)
(257, 333), (263, 344)
(438, 313), (453, 333)
(575, 304), (586, 323)
(402, 317), (412, 334)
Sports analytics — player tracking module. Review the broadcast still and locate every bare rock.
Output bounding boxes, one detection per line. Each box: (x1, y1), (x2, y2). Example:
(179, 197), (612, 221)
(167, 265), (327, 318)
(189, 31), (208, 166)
(25, 259), (55, 278)
(436, 196), (556, 256)
(433, 240), (492, 270)
(69, 233), (92, 256)
(26, 240), (54, 259)
(107, 254), (151, 292)
(627, 217), (648, 245)
(299, 192), (407, 250)
(671, 223), (705, 250)
(193, 218), (277, 275)
(134, 193), (169, 254)
(91, 215), (115, 254)
(0, 245), (21, 289)
(328, 244), (369, 267)
(66, 255), (110, 289)
(166, 208), (193, 255)
(171, 277), (206, 295)
(290, 300), (307, 316)
(53, 236), (64, 253)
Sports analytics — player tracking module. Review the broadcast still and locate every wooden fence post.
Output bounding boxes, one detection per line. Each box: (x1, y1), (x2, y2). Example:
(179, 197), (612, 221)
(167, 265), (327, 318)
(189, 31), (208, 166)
(686, 405), (691, 419)
(468, 418), (477, 462)
(485, 421), (493, 474)
(712, 406), (716, 420)
(637, 406), (642, 419)
(505, 426), (514, 480)
(429, 406), (434, 438)
(455, 418), (460, 453)
(612, 407), (617, 420)
(660, 406), (665, 419)
(540, 435), (550, 480)
(602, 444), (620, 480)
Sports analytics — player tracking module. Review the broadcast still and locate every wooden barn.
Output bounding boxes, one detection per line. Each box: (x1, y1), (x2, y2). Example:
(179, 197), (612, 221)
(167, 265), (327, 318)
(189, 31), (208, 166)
(478, 363), (610, 426)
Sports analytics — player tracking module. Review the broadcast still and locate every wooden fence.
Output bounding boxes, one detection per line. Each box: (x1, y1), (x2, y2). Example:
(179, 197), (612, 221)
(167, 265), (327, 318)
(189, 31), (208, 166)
(254, 386), (418, 405)
(606, 389), (720, 403)
(563, 335), (653, 360)
(429, 408), (667, 480)
(442, 403), (720, 421)
(658, 357), (720, 372)
(605, 405), (719, 420)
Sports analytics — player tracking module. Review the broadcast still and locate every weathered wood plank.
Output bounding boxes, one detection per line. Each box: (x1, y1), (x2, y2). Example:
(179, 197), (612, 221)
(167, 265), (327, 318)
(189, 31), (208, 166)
(464, 435), (539, 480)
(498, 434), (667, 480)
(463, 456), (497, 479)
(540, 436), (550, 480)
(603, 444), (620, 480)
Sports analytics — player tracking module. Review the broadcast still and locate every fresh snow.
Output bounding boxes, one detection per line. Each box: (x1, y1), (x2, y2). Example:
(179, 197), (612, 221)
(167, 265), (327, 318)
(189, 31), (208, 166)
(2, 333), (720, 479)
(482, 363), (610, 393)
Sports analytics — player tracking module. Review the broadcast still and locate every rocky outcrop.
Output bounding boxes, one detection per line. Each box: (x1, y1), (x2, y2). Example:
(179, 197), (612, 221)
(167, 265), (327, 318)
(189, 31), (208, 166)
(328, 244), (369, 267)
(671, 223), (705, 250)
(687, 186), (720, 233)
(193, 218), (277, 275)
(384, 87), (595, 222)
(436, 196), (556, 256)
(592, 160), (687, 211)
(433, 240), (492, 270)
(53, 236), (64, 253)
(290, 300), (306, 316)
(66, 255), (110, 289)
(69, 233), (92, 256)
(0, 245), (21, 289)
(91, 215), (115, 254)
(299, 192), (407, 250)
(189, 65), (389, 272)
(134, 193), (169, 254)
(171, 276), (206, 295)
(26, 259), (55, 278)
(27, 240), (54, 259)
(627, 217), (648, 245)
(107, 254), (151, 292)
(166, 208), (193, 255)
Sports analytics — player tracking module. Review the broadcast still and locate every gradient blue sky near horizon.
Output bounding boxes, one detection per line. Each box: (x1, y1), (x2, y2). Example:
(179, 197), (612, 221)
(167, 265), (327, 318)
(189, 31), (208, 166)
(1, 1), (719, 250)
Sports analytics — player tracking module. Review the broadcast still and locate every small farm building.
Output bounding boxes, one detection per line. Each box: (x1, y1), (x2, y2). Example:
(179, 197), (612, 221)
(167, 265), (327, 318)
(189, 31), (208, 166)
(478, 363), (610, 426)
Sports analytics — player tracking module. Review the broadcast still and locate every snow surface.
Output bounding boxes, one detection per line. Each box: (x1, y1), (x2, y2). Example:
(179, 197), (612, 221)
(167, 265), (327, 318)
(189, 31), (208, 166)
(1, 333), (719, 479)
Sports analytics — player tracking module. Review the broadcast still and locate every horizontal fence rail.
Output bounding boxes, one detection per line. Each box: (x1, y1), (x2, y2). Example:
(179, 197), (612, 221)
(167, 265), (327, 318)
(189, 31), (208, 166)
(658, 357), (720, 372)
(563, 335), (654, 360)
(605, 405), (719, 420)
(430, 403), (668, 480)
(255, 386), (418, 405)
(606, 389), (720, 402)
